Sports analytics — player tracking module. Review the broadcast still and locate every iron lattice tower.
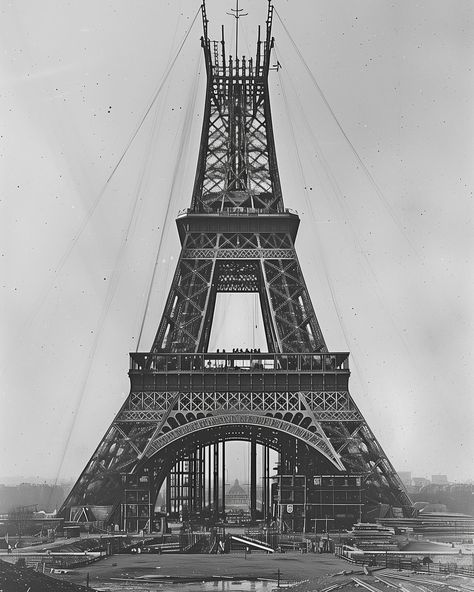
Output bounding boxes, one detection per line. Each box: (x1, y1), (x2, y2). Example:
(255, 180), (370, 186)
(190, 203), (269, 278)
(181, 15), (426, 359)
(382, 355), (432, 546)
(60, 2), (413, 532)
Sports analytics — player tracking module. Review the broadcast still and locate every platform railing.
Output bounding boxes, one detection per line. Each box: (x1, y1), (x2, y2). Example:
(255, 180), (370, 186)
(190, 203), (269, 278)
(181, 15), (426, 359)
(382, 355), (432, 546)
(177, 206), (298, 217)
(130, 352), (349, 373)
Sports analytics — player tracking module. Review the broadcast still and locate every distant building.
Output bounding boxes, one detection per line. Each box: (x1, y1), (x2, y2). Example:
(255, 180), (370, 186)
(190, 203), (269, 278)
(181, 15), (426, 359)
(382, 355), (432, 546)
(0, 483), (71, 514)
(225, 479), (250, 524)
(411, 483), (474, 516)
(226, 479), (249, 510)
(412, 477), (431, 488)
(432, 474), (448, 485)
(398, 471), (412, 487)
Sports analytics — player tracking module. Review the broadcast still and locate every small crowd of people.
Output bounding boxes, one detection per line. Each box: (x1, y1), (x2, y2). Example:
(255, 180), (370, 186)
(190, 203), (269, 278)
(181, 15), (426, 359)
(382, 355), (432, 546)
(216, 348), (262, 354)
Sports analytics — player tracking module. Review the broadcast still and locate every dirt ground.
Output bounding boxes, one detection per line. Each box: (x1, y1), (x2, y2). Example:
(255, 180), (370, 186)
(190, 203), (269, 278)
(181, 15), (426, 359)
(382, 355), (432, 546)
(57, 551), (348, 588)
(51, 551), (474, 592)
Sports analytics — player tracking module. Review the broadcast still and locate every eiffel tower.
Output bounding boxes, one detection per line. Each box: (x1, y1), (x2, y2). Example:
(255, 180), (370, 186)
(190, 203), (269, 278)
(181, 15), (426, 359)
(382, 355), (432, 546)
(60, 2), (413, 533)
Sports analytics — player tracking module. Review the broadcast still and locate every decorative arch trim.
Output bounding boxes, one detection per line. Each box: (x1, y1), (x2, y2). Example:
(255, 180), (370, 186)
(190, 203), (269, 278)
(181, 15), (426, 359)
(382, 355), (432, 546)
(142, 413), (345, 471)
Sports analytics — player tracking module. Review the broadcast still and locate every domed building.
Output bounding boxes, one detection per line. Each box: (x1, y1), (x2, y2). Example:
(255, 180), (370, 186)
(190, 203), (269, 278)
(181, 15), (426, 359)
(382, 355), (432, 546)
(226, 479), (251, 524)
(227, 479), (249, 509)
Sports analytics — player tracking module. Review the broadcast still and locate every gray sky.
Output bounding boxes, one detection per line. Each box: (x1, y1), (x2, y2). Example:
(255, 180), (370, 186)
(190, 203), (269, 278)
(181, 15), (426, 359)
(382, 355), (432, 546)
(1, 0), (473, 487)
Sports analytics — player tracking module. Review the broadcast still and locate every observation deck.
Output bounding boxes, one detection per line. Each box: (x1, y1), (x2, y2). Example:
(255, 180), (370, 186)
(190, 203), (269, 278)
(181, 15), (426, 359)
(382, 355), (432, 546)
(176, 208), (300, 244)
(129, 352), (350, 394)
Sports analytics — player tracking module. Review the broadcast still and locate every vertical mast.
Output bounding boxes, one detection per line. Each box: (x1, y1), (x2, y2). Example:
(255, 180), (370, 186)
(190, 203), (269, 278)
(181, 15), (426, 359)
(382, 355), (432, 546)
(191, 0), (282, 212)
(227, 0), (248, 59)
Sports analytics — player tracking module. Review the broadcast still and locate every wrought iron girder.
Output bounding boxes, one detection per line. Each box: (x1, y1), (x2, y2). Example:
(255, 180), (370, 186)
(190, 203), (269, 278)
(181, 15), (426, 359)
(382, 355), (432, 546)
(59, 421), (156, 508)
(192, 69), (282, 212)
(277, 315), (315, 345)
(141, 412), (344, 471)
(268, 287), (304, 314)
(355, 424), (411, 503)
(122, 387), (358, 419)
(185, 232), (217, 249)
(265, 259), (303, 287)
(60, 4), (415, 528)
(261, 259), (325, 353)
(260, 234), (292, 249)
(304, 391), (360, 415)
(118, 410), (163, 422)
(182, 248), (294, 260)
(128, 391), (175, 411)
(220, 233), (257, 249)
(153, 257), (216, 352)
(318, 418), (412, 511)
(155, 247), (316, 353)
(183, 232), (293, 252)
(179, 258), (213, 288)
(268, 278), (304, 307)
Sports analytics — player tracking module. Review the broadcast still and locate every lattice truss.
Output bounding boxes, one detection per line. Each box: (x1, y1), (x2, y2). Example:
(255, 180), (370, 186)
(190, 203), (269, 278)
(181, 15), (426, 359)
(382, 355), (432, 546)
(61, 3), (414, 521)
(321, 419), (413, 511)
(151, 231), (326, 354)
(62, 388), (350, 507)
(193, 72), (282, 212)
(63, 422), (154, 507)
(123, 390), (357, 417)
(61, 390), (178, 509)
(62, 384), (410, 513)
(126, 388), (410, 510)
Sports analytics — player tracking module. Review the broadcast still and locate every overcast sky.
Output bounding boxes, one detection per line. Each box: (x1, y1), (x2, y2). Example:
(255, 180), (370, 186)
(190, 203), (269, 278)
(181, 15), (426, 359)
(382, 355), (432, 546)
(1, 0), (473, 488)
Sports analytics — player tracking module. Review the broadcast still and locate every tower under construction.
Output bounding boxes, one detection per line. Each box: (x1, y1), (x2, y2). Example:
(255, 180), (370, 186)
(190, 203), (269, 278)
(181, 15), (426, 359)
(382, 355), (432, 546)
(60, 2), (413, 533)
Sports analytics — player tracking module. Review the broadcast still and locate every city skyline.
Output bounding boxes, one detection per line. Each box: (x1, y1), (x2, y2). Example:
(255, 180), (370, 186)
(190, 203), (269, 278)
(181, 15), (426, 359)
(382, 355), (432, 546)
(1, 464), (473, 489)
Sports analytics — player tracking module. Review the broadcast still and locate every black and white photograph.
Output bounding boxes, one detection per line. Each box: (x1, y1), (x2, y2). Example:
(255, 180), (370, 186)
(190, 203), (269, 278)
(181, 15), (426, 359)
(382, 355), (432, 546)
(1, 1), (473, 590)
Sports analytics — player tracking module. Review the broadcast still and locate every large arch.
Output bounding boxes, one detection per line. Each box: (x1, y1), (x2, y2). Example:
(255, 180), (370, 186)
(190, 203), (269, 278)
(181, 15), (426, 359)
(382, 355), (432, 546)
(141, 412), (345, 471)
(134, 415), (345, 529)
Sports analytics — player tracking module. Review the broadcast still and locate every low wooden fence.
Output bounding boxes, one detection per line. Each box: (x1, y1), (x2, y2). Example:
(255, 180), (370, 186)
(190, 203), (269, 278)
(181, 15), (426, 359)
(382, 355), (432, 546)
(335, 545), (474, 576)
